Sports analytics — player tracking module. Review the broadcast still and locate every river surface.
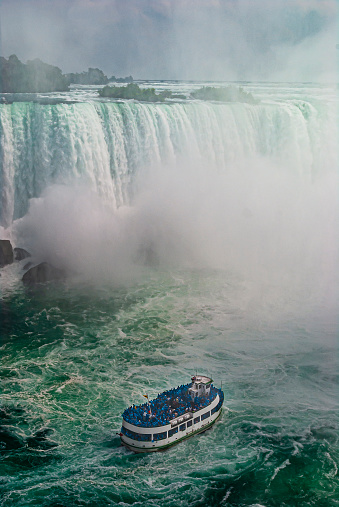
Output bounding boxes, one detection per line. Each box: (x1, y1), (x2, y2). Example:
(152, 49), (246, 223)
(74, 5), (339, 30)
(0, 81), (338, 506)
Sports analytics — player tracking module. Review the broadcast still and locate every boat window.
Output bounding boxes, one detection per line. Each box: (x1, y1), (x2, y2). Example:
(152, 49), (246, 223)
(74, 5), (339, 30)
(168, 427), (178, 437)
(179, 423), (186, 431)
(121, 427), (152, 441)
(194, 416), (200, 424)
(153, 431), (167, 441)
(211, 406), (218, 415)
(187, 420), (192, 428)
(201, 411), (210, 421)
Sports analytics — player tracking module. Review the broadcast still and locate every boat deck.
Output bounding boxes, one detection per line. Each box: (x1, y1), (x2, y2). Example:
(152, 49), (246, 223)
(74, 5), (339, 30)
(122, 383), (221, 428)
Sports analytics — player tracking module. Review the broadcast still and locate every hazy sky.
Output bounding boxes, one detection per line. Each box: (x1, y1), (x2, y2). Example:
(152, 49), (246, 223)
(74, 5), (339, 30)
(0, 0), (337, 81)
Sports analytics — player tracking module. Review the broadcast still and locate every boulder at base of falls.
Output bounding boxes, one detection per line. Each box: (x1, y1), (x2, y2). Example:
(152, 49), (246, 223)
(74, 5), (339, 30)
(0, 240), (14, 267)
(22, 262), (65, 284)
(23, 261), (33, 271)
(14, 247), (31, 261)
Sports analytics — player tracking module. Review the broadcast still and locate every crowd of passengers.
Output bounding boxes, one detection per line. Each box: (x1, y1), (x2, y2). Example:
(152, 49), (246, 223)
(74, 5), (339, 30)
(122, 383), (221, 428)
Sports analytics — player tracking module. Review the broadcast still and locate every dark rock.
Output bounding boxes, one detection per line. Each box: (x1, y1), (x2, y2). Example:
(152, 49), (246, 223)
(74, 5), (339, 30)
(0, 239), (13, 267)
(14, 247), (31, 261)
(22, 262), (66, 284)
(23, 261), (33, 271)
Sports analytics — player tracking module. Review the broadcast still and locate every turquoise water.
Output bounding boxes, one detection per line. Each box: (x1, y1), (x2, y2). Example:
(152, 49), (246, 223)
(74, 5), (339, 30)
(1, 267), (338, 506)
(1, 82), (338, 505)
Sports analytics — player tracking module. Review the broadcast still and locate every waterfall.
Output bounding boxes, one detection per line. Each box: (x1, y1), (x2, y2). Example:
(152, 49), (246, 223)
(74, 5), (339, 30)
(0, 96), (335, 228)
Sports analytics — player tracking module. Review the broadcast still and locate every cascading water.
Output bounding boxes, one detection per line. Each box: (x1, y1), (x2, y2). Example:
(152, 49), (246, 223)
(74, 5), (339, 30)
(0, 83), (338, 507)
(1, 93), (335, 227)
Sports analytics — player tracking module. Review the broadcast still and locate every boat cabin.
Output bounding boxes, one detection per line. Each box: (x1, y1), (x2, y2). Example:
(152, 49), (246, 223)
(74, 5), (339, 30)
(188, 375), (212, 401)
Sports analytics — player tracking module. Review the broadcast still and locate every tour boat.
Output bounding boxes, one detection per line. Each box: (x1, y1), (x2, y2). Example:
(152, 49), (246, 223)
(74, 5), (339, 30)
(120, 375), (224, 452)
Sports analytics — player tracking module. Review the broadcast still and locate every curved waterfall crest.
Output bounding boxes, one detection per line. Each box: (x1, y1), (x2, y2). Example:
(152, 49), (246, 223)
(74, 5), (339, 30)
(0, 96), (335, 227)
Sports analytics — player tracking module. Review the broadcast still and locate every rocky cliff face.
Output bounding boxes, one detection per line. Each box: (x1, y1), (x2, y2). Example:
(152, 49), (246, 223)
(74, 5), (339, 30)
(14, 248), (31, 261)
(0, 240), (65, 284)
(0, 240), (13, 267)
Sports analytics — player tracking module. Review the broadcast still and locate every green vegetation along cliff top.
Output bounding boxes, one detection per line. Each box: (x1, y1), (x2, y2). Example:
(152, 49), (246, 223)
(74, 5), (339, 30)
(99, 83), (257, 104)
(191, 86), (258, 103)
(0, 55), (68, 93)
(0, 55), (134, 92)
(99, 83), (173, 102)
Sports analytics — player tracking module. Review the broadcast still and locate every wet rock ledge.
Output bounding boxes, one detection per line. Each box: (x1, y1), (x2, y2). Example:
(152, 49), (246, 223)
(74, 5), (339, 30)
(22, 262), (65, 284)
(0, 239), (65, 284)
(0, 239), (14, 267)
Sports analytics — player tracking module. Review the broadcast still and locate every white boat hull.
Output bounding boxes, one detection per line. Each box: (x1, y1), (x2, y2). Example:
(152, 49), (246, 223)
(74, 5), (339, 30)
(121, 393), (223, 453)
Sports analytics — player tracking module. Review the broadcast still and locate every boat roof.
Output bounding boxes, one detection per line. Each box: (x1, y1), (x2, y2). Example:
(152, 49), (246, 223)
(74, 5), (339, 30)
(191, 375), (213, 384)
